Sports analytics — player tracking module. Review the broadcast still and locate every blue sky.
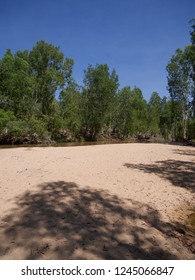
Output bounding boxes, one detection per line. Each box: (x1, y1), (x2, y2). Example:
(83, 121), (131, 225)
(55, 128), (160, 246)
(0, 0), (194, 100)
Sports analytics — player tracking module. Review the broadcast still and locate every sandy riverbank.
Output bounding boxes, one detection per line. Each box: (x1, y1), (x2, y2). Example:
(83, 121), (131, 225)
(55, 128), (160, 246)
(0, 143), (194, 259)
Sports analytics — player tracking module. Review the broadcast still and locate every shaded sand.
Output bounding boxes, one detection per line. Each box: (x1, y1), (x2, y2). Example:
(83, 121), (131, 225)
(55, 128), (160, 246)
(0, 143), (194, 259)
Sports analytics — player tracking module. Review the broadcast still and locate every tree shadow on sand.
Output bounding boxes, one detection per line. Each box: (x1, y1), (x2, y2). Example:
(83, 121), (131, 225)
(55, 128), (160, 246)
(173, 148), (195, 157)
(124, 160), (195, 193)
(0, 181), (193, 260)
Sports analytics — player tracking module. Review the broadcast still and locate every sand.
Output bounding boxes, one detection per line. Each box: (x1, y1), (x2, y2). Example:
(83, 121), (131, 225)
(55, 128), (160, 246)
(0, 143), (194, 259)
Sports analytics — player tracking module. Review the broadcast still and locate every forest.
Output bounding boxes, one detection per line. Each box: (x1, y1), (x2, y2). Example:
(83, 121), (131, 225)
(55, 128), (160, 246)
(0, 20), (194, 145)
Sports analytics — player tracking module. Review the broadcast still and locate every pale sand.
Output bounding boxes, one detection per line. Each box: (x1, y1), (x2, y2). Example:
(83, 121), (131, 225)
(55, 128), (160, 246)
(0, 143), (194, 259)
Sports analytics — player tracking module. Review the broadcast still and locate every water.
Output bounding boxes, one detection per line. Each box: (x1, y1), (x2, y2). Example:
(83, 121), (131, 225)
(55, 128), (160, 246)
(0, 138), (167, 149)
(0, 140), (129, 149)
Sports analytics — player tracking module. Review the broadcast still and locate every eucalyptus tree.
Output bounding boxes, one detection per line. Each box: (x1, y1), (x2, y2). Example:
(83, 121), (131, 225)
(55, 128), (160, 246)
(114, 86), (148, 137)
(0, 49), (14, 111)
(59, 81), (82, 136)
(130, 87), (148, 135)
(114, 86), (133, 137)
(148, 92), (162, 135)
(156, 96), (172, 140)
(189, 19), (195, 117)
(82, 64), (119, 140)
(29, 40), (74, 116)
(166, 48), (192, 140)
(0, 49), (33, 118)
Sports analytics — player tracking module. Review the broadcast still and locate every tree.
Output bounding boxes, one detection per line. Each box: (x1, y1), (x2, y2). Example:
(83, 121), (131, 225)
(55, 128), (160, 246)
(82, 64), (119, 140)
(29, 40), (73, 115)
(159, 97), (172, 140)
(0, 49), (33, 118)
(166, 48), (191, 140)
(189, 19), (195, 118)
(59, 82), (82, 137)
(0, 49), (14, 110)
(130, 87), (148, 135)
(114, 86), (148, 137)
(114, 86), (133, 137)
(148, 92), (162, 136)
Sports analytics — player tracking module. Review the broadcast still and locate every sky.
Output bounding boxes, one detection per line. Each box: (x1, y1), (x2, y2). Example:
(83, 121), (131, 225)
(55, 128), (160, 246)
(0, 0), (194, 100)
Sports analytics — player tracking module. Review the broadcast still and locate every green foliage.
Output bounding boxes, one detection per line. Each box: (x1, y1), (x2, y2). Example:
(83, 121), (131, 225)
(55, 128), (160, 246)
(165, 20), (195, 141)
(59, 82), (82, 136)
(114, 86), (133, 137)
(0, 40), (77, 143)
(113, 86), (148, 137)
(166, 48), (192, 140)
(82, 64), (119, 140)
(189, 19), (195, 45)
(188, 20), (195, 117)
(29, 40), (73, 115)
(148, 92), (162, 135)
(187, 119), (195, 139)
(159, 98), (172, 140)
(0, 118), (49, 144)
(130, 87), (148, 135)
(0, 109), (15, 129)
(0, 50), (34, 117)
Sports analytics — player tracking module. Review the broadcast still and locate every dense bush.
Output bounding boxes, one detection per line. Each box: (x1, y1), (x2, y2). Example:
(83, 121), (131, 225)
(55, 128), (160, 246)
(0, 117), (50, 144)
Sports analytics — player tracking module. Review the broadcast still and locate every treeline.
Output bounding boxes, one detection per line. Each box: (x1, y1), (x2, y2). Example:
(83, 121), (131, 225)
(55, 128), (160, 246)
(0, 21), (194, 144)
(166, 19), (195, 141)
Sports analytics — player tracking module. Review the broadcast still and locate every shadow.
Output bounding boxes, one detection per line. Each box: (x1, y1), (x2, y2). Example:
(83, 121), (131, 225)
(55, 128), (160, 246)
(0, 181), (193, 260)
(124, 160), (195, 193)
(173, 149), (195, 157)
